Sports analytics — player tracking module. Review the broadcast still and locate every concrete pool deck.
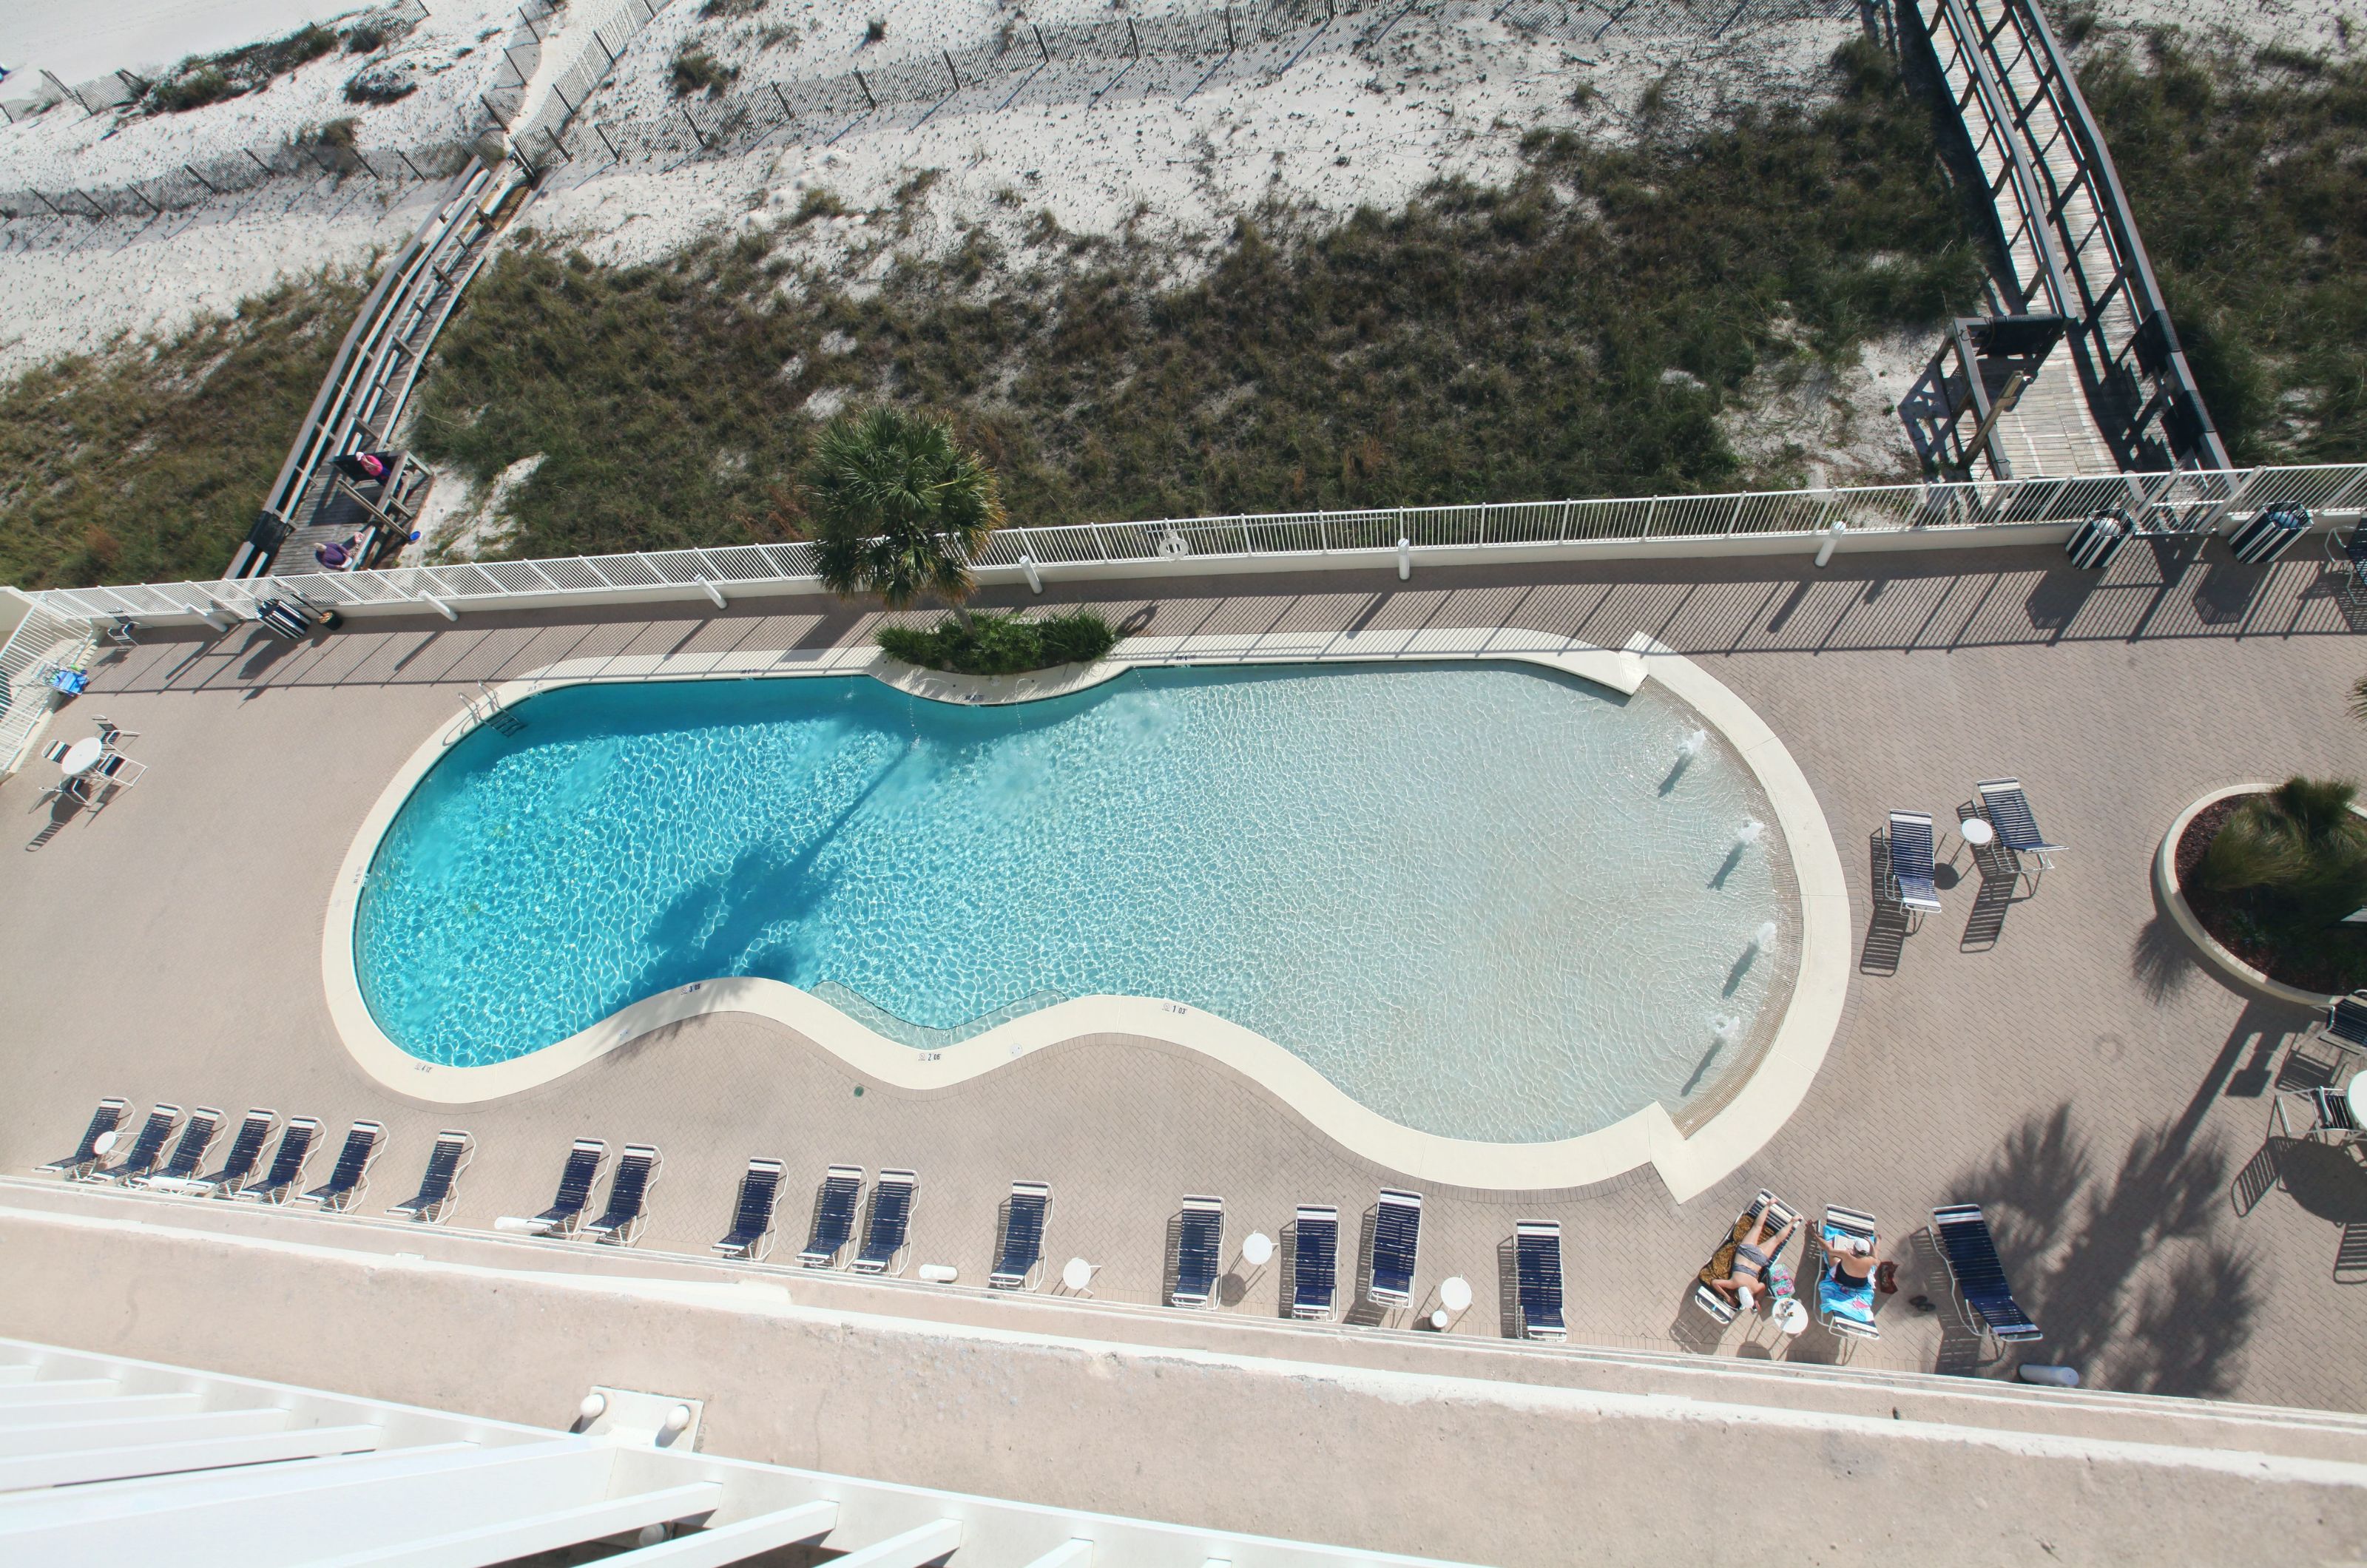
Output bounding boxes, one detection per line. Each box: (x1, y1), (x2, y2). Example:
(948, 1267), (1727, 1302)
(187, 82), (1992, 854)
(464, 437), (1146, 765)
(5, 538), (2367, 1548)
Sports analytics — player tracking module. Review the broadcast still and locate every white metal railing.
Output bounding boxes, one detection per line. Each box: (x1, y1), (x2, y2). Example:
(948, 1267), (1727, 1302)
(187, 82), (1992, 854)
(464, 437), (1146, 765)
(0, 598), (99, 774)
(30, 463), (2367, 629)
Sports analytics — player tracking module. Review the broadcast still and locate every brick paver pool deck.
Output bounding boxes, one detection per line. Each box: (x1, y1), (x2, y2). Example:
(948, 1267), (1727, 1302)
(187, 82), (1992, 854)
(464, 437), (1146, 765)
(5, 536), (2366, 1427)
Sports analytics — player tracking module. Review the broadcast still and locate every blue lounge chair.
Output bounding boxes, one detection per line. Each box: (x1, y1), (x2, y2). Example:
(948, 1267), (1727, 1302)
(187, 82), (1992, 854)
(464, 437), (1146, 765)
(800, 1165), (865, 1268)
(132, 1106), (220, 1191)
(102, 1104), (184, 1184)
(1932, 1204), (2044, 1344)
(585, 1144), (661, 1245)
(1516, 1221), (1566, 1340)
(1976, 778), (2065, 875)
(302, 1120), (384, 1212)
(389, 1129), (473, 1223)
(38, 1098), (128, 1180)
(1171, 1195), (1224, 1308)
(853, 1169), (917, 1274)
(512, 1139), (607, 1236)
(1886, 811), (1943, 925)
(713, 1158), (786, 1260)
(990, 1180), (1051, 1290)
(1368, 1189), (1423, 1310)
(237, 1118), (321, 1205)
(158, 1108), (277, 1197)
(1291, 1206), (1339, 1320)
(1813, 1206), (1882, 1340)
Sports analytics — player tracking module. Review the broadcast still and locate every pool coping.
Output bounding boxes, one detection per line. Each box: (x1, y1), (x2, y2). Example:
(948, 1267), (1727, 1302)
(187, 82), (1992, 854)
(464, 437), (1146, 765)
(322, 629), (1849, 1203)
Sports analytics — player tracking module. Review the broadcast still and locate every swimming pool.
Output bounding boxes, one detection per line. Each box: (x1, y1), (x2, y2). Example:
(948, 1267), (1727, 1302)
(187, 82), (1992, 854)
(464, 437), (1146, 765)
(353, 660), (1796, 1143)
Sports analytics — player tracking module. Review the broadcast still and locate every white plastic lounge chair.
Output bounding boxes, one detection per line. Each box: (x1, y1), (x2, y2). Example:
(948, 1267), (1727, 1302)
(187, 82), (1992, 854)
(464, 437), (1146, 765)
(1886, 811), (1943, 925)
(1291, 1206), (1340, 1320)
(301, 1120), (384, 1211)
(506, 1139), (607, 1236)
(102, 1104), (184, 1184)
(714, 1158), (786, 1260)
(389, 1129), (473, 1223)
(1368, 1189), (1423, 1310)
(1171, 1195), (1224, 1308)
(38, 1098), (128, 1180)
(237, 1118), (321, 1205)
(853, 1169), (918, 1274)
(800, 1165), (865, 1268)
(585, 1144), (661, 1245)
(990, 1181), (1051, 1290)
(1817, 1206), (1882, 1341)
(1516, 1221), (1566, 1340)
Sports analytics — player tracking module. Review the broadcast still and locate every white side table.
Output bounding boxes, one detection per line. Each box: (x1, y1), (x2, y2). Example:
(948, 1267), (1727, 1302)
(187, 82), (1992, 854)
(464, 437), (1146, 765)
(1240, 1231), (1274, 1270)
(1060, 1257), (1096, 1295)
(1958, 815), (1996, 862)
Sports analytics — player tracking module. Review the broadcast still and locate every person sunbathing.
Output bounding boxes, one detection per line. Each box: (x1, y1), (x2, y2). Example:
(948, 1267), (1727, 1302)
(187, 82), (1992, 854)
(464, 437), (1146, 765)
(1827, 1233), (1879, 1282)
(1709, 1210), (1800, 1311)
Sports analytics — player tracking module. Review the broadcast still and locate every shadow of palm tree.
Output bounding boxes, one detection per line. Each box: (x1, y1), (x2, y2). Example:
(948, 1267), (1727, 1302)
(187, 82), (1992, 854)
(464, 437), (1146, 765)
(1944, 1104), (2257, 1396)
(2131, 912), (2196, 1004)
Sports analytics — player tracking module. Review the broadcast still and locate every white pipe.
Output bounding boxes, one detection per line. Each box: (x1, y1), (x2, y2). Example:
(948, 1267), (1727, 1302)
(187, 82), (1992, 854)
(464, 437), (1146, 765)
(184, 602), (231, 633)
(1814, 519), (1846, 568)
(1021, 555), (1042, 595)
(698, 578), (726, 609)
(1397, 537), (1411, 581)
(419, 593), (459, 621)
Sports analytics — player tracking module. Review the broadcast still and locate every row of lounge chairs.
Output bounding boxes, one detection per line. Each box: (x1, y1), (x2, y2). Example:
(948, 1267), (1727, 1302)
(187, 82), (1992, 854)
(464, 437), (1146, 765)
(41, 1115), (1558, 1332)
(39, 1103), (379, 1211)
(1154, 1189), (1568, 1339)
(1692, 1190), (2042, 1346)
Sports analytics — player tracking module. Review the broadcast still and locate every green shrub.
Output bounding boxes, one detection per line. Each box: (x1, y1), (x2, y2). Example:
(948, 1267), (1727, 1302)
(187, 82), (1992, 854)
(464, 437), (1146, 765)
(877, 609), (1119, 675)
(669, 47), (737, 98)
(2199, 776), (2367, 929)
(152, 67), (235, 112)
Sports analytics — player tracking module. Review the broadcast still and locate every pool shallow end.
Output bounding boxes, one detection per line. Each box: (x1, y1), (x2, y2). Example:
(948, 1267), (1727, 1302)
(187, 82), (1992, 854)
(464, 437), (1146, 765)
(324, 631), (1848, 1202)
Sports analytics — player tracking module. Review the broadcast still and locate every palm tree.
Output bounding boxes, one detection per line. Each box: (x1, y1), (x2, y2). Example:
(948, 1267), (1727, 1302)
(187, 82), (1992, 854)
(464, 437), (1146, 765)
(806, 407), (1005, 621)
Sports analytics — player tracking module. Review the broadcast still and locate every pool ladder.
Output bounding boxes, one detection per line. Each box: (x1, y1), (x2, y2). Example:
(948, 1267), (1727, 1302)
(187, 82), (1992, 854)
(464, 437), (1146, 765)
(456, 683), (527, 737)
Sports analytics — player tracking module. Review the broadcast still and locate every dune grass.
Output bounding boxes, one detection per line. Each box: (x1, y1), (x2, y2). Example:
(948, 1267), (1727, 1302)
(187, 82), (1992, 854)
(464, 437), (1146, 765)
(2071, 29), (2367, 464)
(411, 37), (1981, 560)
(0, 271), (364, 589)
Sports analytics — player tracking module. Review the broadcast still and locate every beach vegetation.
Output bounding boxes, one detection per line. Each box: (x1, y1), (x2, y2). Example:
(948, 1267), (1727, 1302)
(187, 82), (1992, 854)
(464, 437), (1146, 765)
(144, 24), (340, 114)
(405, 38), (1979, 559)
(0, 271), (365, 587)
(669, 47), (737, 97)
(2070, 30), (2367, 462)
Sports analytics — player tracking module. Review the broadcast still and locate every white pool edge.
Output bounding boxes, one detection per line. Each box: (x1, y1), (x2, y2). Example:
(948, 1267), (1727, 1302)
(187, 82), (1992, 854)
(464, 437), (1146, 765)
(321, 630), (1848, 1201)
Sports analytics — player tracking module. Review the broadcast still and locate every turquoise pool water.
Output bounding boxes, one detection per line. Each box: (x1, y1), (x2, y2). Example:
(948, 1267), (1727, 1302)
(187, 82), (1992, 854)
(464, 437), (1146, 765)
(354, 662), (1792, 1141)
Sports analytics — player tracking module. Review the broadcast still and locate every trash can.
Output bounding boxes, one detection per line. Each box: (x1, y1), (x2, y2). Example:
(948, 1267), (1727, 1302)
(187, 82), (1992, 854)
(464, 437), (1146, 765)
(2227, 505), (2312, 564)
